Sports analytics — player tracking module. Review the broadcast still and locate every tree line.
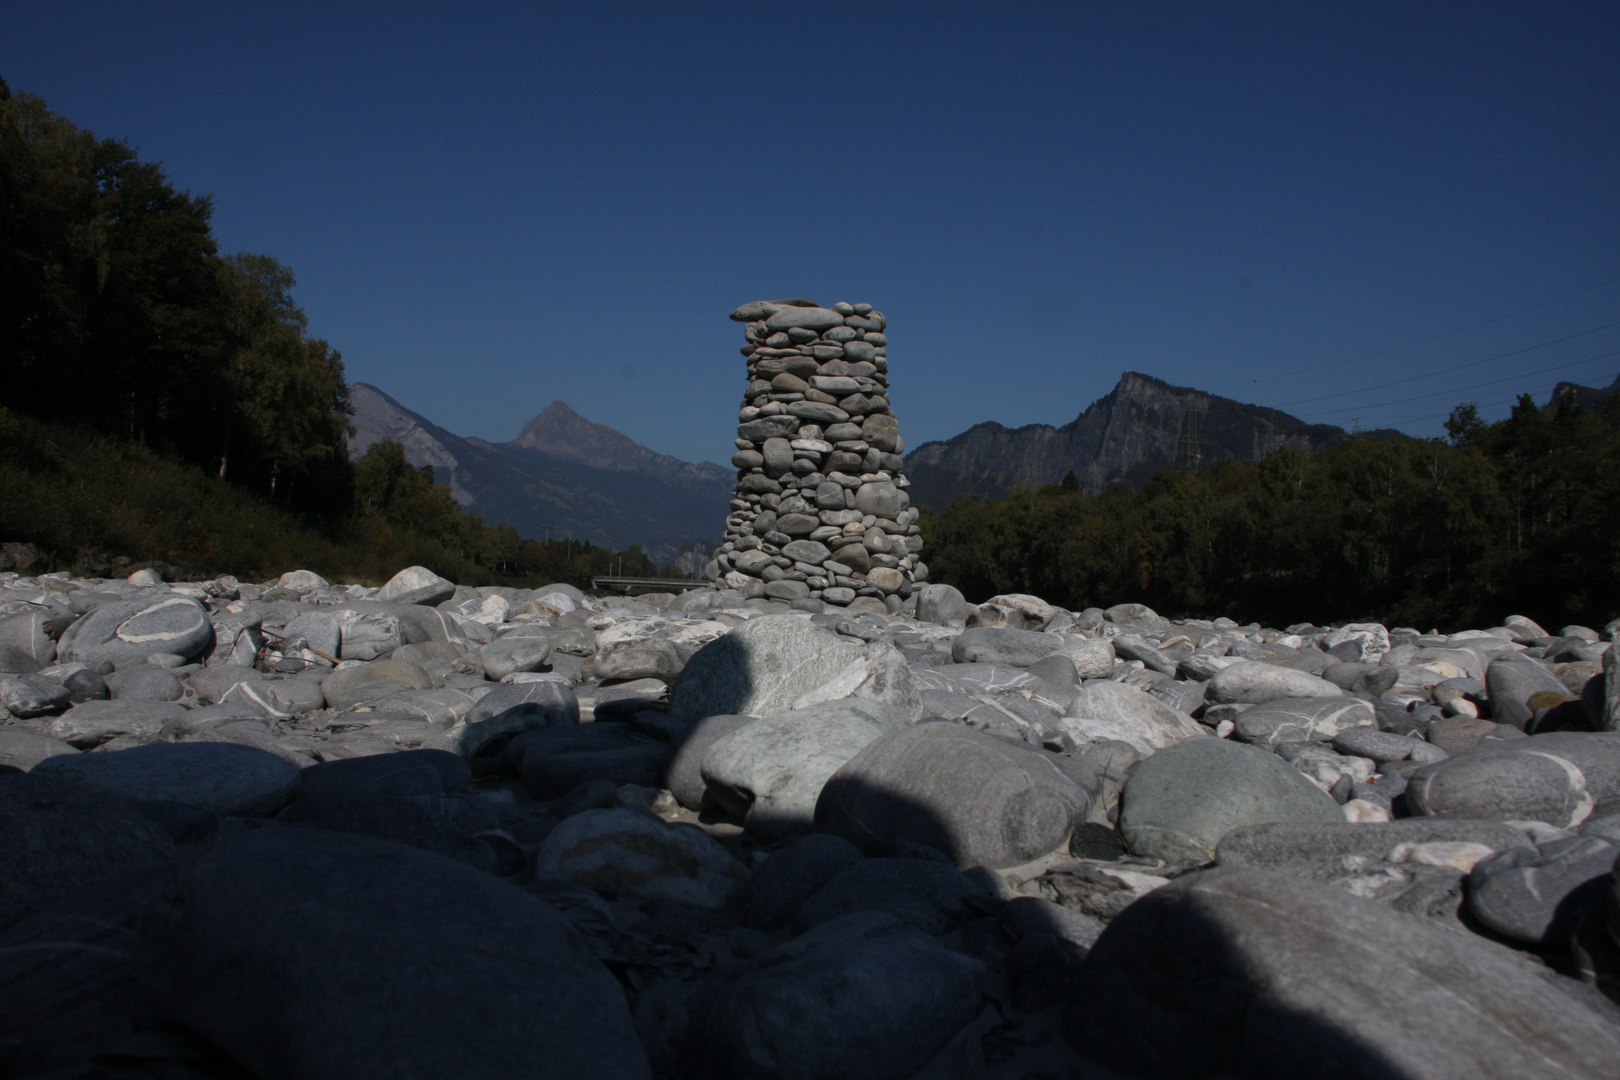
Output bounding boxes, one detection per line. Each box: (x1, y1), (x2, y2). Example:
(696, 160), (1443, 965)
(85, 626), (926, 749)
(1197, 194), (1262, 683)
(919, 392), (1620, 631)
(0, 80), (671, 588)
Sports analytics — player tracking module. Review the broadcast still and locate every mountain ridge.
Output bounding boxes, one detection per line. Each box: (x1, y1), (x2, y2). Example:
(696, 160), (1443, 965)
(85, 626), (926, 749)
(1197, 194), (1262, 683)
(903, 371), (1396, 509)
(347, 384), (730, 564)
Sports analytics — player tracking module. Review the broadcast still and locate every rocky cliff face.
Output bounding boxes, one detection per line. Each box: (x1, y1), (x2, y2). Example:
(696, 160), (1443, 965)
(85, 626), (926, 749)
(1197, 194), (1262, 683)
(904, 372), (1358, 508)
(347, 384), (731, 563)
(1545, 371), (1620, 413)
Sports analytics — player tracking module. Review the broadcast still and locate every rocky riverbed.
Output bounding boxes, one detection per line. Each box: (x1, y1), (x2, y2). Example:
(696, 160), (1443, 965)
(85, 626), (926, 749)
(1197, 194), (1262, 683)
(2, 564), (1620, 1078)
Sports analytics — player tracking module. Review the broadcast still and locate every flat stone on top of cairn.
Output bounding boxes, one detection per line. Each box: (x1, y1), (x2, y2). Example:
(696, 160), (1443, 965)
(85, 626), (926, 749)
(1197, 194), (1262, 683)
(704, 300), (925, 611)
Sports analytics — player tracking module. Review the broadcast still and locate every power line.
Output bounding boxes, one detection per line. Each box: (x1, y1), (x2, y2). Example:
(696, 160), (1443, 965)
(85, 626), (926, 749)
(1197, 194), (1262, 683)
(1273, 320), (1620, 409)
(1206, 274), (1620, 393)
(1295, 348), (1620, 420)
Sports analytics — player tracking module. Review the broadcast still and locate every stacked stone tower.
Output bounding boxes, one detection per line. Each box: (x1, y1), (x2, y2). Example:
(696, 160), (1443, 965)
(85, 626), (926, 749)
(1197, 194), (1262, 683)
(705, 299), (926, 612)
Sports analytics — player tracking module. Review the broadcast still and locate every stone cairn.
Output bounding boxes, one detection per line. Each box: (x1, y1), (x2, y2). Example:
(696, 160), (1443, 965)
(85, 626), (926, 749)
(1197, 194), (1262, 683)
(705, 299), (925, 611)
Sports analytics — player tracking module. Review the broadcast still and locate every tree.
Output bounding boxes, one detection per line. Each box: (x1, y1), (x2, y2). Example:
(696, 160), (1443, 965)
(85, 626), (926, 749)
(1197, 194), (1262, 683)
(1445, 403), (1486, 447)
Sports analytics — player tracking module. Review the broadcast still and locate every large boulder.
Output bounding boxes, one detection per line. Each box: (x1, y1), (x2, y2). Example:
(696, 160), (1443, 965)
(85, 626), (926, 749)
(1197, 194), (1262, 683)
(508, 722), (670, 798)
(0, 729), (78, 771)
(1406, 732), (1620, 828)
(478, 635), (551, 681)
(535, 807), (749, 909)
(791, 857), (987, 935)
(375, 566), (457, 606)
(131, 828), (650, 1079)
(0, 773), (176, 932)
(1064, 868), (1620, 1080)
(950, 626), (1065, 667)
(700, 912), (983, 1080)
(1487, 655), (1575, 729)
(1466, 835), (1620, 945)
(32, 742), (303, 817)
(701, 700), (908, 840)
(1119, 738), (1343, 862)
(0, 862), (172, 1074)
(320, 658), (433, 710)
(815, 722), (1095, 868)
(428, 680), (579, 758)
(1063, 681), (1204, 752)
(729, 834), (865, 930)
(1205, 661), (1344, 705)
(1231, 696), (1376, 748)
(668, 615), (863, 722)
(57, 595), (213, 666)
(661, 713), (756, 810)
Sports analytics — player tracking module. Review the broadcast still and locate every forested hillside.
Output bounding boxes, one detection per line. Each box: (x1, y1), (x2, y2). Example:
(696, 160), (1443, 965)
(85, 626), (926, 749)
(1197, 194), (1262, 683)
(921, 393), (1620, 631)
(0, 79), (673, 587)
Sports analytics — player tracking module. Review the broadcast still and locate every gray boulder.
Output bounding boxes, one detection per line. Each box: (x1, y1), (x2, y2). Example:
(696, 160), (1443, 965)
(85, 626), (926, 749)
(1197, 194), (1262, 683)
(915, 584), (971, 627)
(103, 665), (184, 702)
(508, 722), (670, 799)
(661, 713), (755, 810)
(593, 638), (684, 682)
(336, 609), (405, 661)
(1231, 696), (1375, 748)
(701, 912), (982, 1080)
(0, 862), (172, 1074)
(1065, 867), (1620, 1080)
(730, 833), (865, 930)
(478, 634), (551, 681)
(1467, 835), (1620, 945)
(1063, 680), (1204, 751)
(429, 679), (579, 758)
(0, 676), (71, 716)
(1406, 732), (1620, 828)
(375, 565), (457, 606)
(1487, 655), (1573, 729)
(0, 729), (78, 771)
(701, 700), (908, 840)
(1331, 727), (1448, 764)
(0, 773), (175, 932)
(1120, 738), (1343, 862)
(815, 722), (1095, 868)
(45, 700), (187, 749)
(1205, 661), (1344, 705)
(668, 615), (862, 722)
(950, 626), (1064, 667)
(1110, 635), (1177, 675)
(1216, 818), (1531, 882)
(320, 657), (432, 709)
(131, 828), (649, 1079)
(536, 807), (748, 909)
(0, 609), (58, 666)
(57, 595), (213, 666)
(792, 857), (987, 935)
(32, 742), (302, 817)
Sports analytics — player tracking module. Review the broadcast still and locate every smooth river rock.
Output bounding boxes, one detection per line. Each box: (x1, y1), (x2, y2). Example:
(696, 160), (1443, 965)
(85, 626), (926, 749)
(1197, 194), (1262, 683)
(132, 827), (650, 1079)
(1119, 738), (1343, 863)
(815, 722), (1095, 869)
(1065, 867), (1620, 1080)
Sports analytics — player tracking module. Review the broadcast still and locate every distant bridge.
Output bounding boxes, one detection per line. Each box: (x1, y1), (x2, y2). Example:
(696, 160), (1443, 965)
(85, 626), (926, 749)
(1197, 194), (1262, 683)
(590, 576), (709, 593)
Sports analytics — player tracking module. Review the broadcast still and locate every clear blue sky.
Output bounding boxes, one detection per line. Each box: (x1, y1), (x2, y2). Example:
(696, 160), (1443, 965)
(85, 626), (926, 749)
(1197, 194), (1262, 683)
(7, 1), (1618, 464)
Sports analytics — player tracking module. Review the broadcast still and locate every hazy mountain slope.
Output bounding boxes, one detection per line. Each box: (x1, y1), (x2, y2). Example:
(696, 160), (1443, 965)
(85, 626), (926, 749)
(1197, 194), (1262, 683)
(347, 384), (730, 562)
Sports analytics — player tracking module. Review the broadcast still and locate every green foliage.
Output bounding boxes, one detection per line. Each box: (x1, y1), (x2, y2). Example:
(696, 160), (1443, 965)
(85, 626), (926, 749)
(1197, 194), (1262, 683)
(921, 399), (1620, 630)
(0, 413), (677, 589)
(0, 85), (351, 517)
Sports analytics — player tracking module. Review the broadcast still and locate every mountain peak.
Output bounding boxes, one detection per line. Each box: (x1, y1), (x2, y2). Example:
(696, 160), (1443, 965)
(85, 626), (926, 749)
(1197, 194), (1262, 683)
(512, 400), (640, 459)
